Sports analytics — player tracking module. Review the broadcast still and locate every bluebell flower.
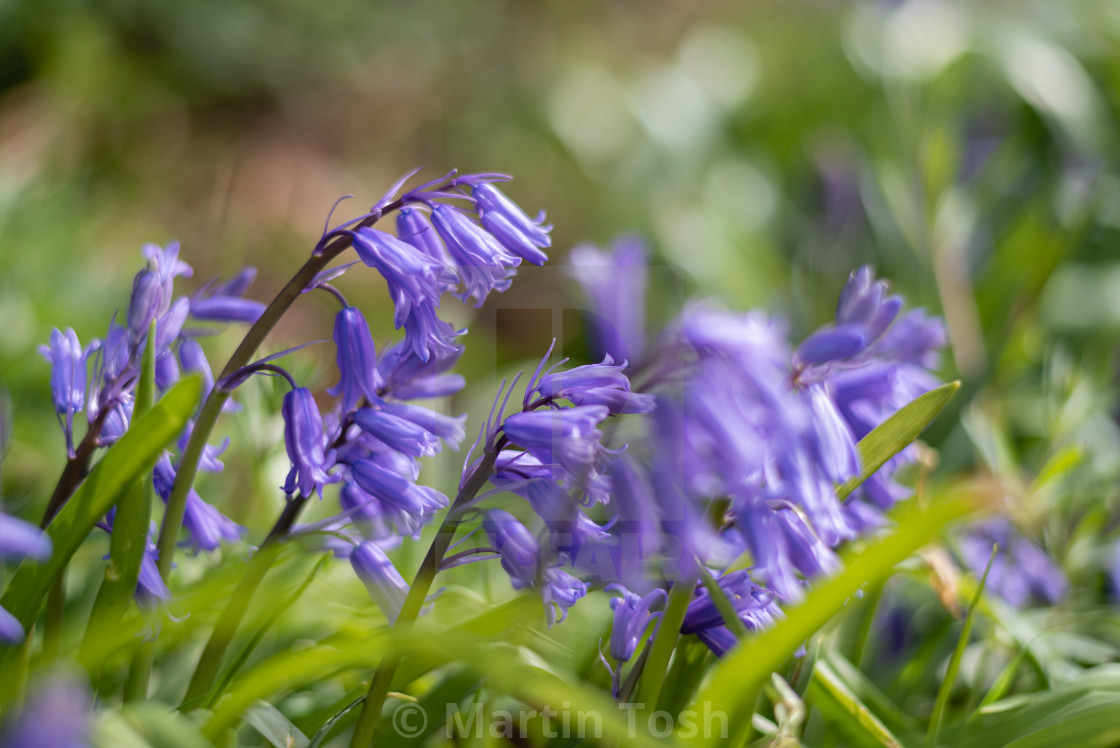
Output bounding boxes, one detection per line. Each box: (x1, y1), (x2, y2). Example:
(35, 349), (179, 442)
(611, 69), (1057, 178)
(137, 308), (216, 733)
(281, 387), (336, 498)
(329, 307), (383, 412)
(190, 268), (265, 323)
(569, 236), (649, 364)
(142, 241), (193, 306)
(136, 541), (171, 605)
(347, 459), (448, 536)
(471, 182), (552, 261)
(352, 408), (442, 458)
(958, 518), (1066, 608)
(377, 341), (465, 400)
(153, 455), (244, 552)
(430, 203), (520, 306)
(178, 338), (213, 399)
(396, 208), (456, 282)
(380, 402), (467, 450)
(680, 571), (784, 656)
(482, 509), (587, 624)
(0, 512), (51, 643)
(607, 584), (666, 663)
(524, 478), (609, 554)
(39, 328), (88, 453)
(533, 357), (655, 415)
(0, 673), (90, 748)
(483, 509), (542, 589)
(502, 405), (610, 476)
(155, 351), (180, 391)
(127, 267), (164, 345)
(351, 541), (410, 624)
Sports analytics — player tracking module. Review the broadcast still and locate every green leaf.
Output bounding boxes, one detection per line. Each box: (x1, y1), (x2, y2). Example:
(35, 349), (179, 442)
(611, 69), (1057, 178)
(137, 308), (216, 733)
(0, 375), (201, 677)
(806, 660), (903, 748)
(80, 322), (160, 668)
(837, 381), (961, 501)
(927, 543), (997, 747)
(685, 491), (977, 747)
(244, 700), (310, 748)
(636, 571), (696, 710)
(93, 702), (215, 748)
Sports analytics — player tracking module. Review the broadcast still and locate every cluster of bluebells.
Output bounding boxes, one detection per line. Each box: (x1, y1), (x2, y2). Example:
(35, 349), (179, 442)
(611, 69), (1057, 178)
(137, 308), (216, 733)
(958, 517), (1067, 607)
(563, 242), (948, 672)
(38, 243), (263, 609)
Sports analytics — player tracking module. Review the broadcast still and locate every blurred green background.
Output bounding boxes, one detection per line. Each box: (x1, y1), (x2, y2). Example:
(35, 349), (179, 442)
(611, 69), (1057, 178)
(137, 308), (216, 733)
(3, 0), (1120, 530)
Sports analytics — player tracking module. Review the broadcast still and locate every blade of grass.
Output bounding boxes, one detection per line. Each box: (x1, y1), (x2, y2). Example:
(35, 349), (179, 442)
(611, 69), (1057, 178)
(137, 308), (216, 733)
(926, 543), (998, 748)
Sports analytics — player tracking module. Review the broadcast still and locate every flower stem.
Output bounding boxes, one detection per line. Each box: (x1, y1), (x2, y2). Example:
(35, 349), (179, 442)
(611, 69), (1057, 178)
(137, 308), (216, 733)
(347, 448), (500, 748)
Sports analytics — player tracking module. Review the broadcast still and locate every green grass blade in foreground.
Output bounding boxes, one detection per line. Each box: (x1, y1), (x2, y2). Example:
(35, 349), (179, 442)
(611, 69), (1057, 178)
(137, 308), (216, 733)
(80, 322), (159, 667)
(806, 659), (903, 748)
(926, 543), (997, 748)
(0, 375), (201, 675)
(685, 491), (977, 747)
(837, 381), (960, 501)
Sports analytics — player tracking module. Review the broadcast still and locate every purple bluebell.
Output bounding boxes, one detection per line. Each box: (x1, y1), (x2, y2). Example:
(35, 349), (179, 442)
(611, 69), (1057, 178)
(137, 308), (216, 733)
(351, 541), (410, 623)
(352, 408), (441, 458)
(569, 236), (648, 364)
(482, 509), (587, 624)
(178, 338), (213, 398)
(155, 351), (180, 391)
(282, 387), (336, 498)
(377, 342), (466, 400)
(483, 509), (542, 588)
(348, 460), (448, 536)
(524, 479), (609, 553)
(329, 307), (383, 412)
(396, 208), (454, 272)
(190, 268), (265, 323)
(502, 405), (610, 476)
(793, 324), (866, 367)
(39, 328), (88, 453)
(152, 455), (243, 552)
(958, 518), (1067, 608)
(681, 571), (783, 656)
(471, 182), (552, 254)
(0, 512), (51, 642)
(136, 540), (171, 605)
(533, 357), (655, 415)
(607, 584), (666, 663)
(379, 402), (466, 450)
(0, 673), (90, 748)
(142, 241), (193, 306)
(349, 226), (460, 361)
(127, 267), (164, 345)
(835, 265), (901, 339)
(430, 203), (520, 306)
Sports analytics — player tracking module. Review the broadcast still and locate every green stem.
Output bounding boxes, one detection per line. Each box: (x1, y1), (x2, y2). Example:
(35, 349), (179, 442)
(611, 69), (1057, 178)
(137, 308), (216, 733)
(635, 570), (696, 711)
(348, 448), (500, 748)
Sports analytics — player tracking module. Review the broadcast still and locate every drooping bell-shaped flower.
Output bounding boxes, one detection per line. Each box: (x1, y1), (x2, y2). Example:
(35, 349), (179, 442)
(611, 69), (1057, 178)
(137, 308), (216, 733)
(352, 408), (442, 458)
(502, 405), (610, 475)
(351, 541), (410, 624)
(534, 357), (655, 415)
(607, 584), (666, 663)
(430, 203), (520, 307)
(281, 387), (335, 498)
(329, 307), (383, 412)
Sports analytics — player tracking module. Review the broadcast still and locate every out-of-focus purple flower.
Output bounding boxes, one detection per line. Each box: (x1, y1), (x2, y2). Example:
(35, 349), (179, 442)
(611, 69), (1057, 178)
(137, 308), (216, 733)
(533, 357), (655, 415)
(569, 236), (648, 364)
(152, 455), (243, 552)
(189, 268), (264, 323)
(136, 541), (171, 605)
(39, 328), (88, 452)
(353, 408), (441, 458)
(282, 387), (336, 498)
(329, 307), (383, 412)
(607, 584), (666, 662)
(958, 518), (1066, 608)
(681, 571), (783, 656)
(0, 512), (51, 643)
(377, 342), (465, 400)
(502, 405), (610, 476)
(430, 203), (520, 307)
(351, 541), (410, 624)
(0, 672), (91, 748)
(0, 513), (52, 562)
(793, 324), (866, 366)
(524, 479), (609, 552)
(178, 339), (213, 398)
(127, 267), (164, 345)
(542, 567), (587, 624)
(483, 509), (541, 589)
